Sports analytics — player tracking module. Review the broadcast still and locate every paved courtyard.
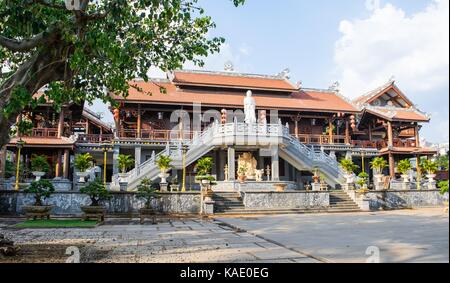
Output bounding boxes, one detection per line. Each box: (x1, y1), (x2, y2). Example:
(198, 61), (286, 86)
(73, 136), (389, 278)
(0, 208), (448, 263)
(217, 208), (449, 263)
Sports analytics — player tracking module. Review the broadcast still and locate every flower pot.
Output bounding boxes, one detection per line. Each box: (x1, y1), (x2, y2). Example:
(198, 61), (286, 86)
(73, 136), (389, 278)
(159, 172), (170, 184)
(274, 184), (287, 192)
(118, 173), (129, 182)
(313, 176), (320, 184)
(32, 171), (46, 181)
(76, 172), (89, 183)
(401, 174), (410, 183)
(344, 174), (355, 184)
(426, 174), (436, 183)
(238, 175), (247, 183)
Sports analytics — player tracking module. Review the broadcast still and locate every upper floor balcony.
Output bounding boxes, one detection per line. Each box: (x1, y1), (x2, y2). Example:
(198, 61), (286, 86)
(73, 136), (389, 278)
(352, 138), (419, 150)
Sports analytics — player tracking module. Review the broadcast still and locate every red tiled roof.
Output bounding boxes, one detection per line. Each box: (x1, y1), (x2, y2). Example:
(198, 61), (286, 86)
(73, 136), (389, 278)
(8, 137), (75, 148)
(365, 107), (430, 122)
(379, 147), (437, 155)
(114, 81), (358, 113)
(172, 71), (298, 92)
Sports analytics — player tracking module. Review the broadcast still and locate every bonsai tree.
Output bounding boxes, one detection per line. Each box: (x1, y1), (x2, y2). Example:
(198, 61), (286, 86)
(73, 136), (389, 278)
(30, 154), (50, 174)
(156, 155), (173, 173)
(117, 154), (135, 174)
(370, 157), (388, 175)
(356, 172), (369, 189)
(74, 153), (93, 173)
(340, 159), (359, 175)
(80, 179), (111, 207)
(136, 179), (161, 210)
(24, 180), (55, 207)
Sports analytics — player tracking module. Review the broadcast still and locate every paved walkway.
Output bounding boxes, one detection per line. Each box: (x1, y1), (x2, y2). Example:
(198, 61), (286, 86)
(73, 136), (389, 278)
(216, 208), (449, 263)
(0, 218), (318, 263)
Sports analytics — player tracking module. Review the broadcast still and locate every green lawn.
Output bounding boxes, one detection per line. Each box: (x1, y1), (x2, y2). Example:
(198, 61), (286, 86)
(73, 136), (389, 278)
(13, 219), (99, 229)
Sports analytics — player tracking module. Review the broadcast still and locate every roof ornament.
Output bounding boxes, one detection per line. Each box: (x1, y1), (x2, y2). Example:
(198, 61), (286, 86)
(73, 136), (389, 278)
(388, 75), (395, 83)
(296, 81), (303, 89)
(329, 81), (340, 92)
(224, 61), (234, 72)
(277, 68), (291, 80)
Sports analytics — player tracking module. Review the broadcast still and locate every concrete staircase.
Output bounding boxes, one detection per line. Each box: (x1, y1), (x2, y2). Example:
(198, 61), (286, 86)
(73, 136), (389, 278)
(328, 190), (362, 213)
(213, 192), (246, 214)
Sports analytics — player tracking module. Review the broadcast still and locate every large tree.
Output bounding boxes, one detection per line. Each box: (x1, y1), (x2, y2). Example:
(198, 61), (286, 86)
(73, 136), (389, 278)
(0, 0), (244, 147)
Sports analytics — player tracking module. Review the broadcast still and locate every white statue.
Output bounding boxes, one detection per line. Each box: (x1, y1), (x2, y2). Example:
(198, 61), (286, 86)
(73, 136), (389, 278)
(244, 90), (257, 124)
(255, 169), (264, 182)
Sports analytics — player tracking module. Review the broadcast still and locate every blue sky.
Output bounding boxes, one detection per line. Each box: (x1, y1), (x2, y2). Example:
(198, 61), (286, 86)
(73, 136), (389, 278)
(91, 0), (449, 143)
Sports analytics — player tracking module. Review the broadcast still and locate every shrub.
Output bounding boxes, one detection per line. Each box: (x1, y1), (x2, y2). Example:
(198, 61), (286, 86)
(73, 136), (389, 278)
(80, 179), (111, 207)
(24, 180), (55, 206)
(356, 172), (369, 188)
(156, 155), (172, 172)
(30, 154), (50, 173)
(438, 181), (448, 195)
(117, 154), (134, 174)
(397, 159), (412, 175)
(74, 153), (93, 172)
(370, 157), (388, 174)
(136, 179), (160, 210)
(340, 159), (359, 175)
(4, 160), (15, 178)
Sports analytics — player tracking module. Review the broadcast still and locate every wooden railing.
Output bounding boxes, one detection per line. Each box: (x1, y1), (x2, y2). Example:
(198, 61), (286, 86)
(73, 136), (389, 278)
(293, 134), (350, 145)
(352, 139), (417, 149)
(28, 128), (59, 138)
(77, 134), (114, 144)
(119, 129), (198, 141)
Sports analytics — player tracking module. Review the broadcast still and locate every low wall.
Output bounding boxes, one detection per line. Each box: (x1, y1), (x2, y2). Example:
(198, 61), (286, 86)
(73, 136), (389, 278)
(214, 181), (299, 192)
(242, 191), (329, 210)
(362, 190), (446, 210)
(0, 191), (201, 216)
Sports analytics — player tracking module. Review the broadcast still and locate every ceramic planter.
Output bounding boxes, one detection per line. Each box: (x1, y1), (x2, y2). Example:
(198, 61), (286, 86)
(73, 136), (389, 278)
(32, 171), (45, 181)
(76, 171), (89, 183)
(159, 172), (170, 184)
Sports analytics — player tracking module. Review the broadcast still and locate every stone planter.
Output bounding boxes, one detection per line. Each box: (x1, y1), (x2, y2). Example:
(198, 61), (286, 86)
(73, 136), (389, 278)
(170, 184), (179, 192)
(159, 172), (170, 184)
(118, 173), (128, 182)
(23, 205), (53, 220)
(76, 172), (89, 183)
(139, 208), (157, 225)
(426, 174), (437, 190)
(374, 174), (384, 184)
(80, 206), (106, 222)
(401, 174), (410, 183)
(32, 171), (46, 181)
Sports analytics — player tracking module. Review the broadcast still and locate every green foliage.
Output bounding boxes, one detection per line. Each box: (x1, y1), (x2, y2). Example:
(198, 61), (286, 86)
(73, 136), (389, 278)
(438, 181), (448, 195)
(0, 0), (245, 125)
(24, 180), (55, 206)
(420, 159), (439, 175)
(117, 154), (134, 174)
(156, 155), (172, 172)
(238, 164), (248, 176)
(340, 159), (359, 174)
(4, 160), (15, 178)
(74, 153), (93, 172)
(30, 154), (50, 173)
(370, 157), (388, 174)
(80, 179), (111, 207)
(397, 159), (412, 175)
(437, 155), (449, 171)
(10, 119), (34, 137)
(136, 178), (160, 209)
(356, 172), (369, 187)
(195, 157), (214, 176)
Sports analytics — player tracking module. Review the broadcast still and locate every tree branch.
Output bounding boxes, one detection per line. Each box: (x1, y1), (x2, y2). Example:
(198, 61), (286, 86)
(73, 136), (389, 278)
(0, 33), (46, 52)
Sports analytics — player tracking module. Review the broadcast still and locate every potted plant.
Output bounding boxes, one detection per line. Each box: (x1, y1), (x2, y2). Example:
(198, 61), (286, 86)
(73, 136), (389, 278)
(195, 157), (216, 197)
(156, 155), (172, 184)
(397, 159), (412, 183)
(136, 178), (161, 224)
(370, 157), (387, 183)
(74, 153), (93, 183)
(237, 165), (248, 183)
(30, 154), (50, 181)
(117, 154), (134, 180)
(80, 179), (111, 221)
(421, 159), (439, 186)
(340, 159), (359, 185)
(23, 180), (55, 219)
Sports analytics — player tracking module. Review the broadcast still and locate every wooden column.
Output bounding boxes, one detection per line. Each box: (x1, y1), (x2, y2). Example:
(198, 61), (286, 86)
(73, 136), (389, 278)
(63, 149), (70, 179)
(387, 121), (394, 147)
(389, 153), (395, 178)
(0, 146), (7, 179)
(57, 108), (65, 138)
(55, 150), (62, 177)
(368, 123), (373, 141)
(415, 123), (420, 147)
(85, 120), (90, 135)
(137, 104), (142, 139)
(329, 119), (334, 144)
(345, 119), (350, 144)
(294, 120), (299, 137)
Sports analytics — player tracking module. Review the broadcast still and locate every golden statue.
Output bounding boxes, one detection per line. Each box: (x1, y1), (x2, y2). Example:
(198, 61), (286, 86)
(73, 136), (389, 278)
(238, 152), (257, 179)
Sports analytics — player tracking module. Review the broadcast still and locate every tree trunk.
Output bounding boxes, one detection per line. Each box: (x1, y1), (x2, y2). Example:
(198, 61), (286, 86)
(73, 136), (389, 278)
(0, 43), (68, 148)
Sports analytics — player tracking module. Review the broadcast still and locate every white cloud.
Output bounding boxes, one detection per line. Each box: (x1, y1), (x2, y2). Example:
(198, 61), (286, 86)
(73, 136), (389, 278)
(334, 0), (449, 98)
(334, 0), (449, 143)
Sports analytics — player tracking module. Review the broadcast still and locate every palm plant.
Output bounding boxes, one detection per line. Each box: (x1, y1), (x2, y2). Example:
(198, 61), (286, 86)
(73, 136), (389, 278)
(370, 157), (388, 175)
(397, 159), (412, 175)
(117, 154), (135, 174)
(156, 155), (172, 173)
(74, 153), (93, 172)
(420, 159), (438, 175)
(340, 159), (359, 175)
